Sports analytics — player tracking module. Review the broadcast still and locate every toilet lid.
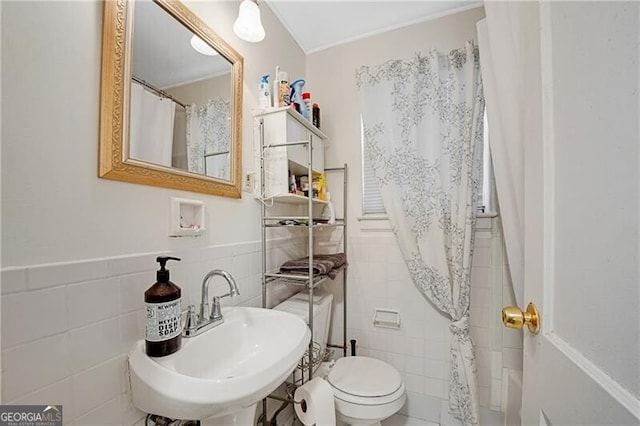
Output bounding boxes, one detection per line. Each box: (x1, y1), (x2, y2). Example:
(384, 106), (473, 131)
(327, 356), (402, 398)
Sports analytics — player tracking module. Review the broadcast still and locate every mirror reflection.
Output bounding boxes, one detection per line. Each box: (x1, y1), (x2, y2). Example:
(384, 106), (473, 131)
(130, 0), (233, 180)
(99, 0), (243, 197)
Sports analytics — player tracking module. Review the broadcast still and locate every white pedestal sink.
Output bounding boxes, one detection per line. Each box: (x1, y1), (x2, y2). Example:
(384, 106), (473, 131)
(128, 307), (311, 424)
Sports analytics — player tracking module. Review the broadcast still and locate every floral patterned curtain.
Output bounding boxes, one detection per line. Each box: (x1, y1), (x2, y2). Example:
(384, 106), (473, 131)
(356, 41), (484, 425)
(185, 98), (231, 179)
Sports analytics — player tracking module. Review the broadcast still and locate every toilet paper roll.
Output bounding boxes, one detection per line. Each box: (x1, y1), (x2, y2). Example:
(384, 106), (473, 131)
(294, 377), (336, 426)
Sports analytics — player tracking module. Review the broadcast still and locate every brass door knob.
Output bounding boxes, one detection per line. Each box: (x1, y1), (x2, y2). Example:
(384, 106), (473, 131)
(502, 302), (540, 334)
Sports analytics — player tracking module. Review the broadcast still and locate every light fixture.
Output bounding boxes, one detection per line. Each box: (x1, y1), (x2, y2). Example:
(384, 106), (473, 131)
(190, 35), (219, 56)
(233, 0), (265, 43)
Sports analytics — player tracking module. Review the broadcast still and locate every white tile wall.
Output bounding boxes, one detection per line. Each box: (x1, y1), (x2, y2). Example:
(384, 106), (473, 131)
(322, 215), (512, 424)
(27, 259), (111, 291)
(2, 333), (72, 401)
(10, 380), (75, 425)
(1, 286), (68, 348)
(74, 395), (124, 426)
(0, 239), (295, 425)
(1, 223), (518, 425)
(399, 392), (441, 423)
(67, 278), (119, 328)
(498, 223), (524, 405)
(69, 318), (121, 373)
(71, 356), (125, 418)
(0, 268), (28, 294)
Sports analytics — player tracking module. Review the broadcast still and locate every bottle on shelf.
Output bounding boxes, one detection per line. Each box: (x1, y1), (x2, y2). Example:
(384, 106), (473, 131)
(278, 71), (290, 107)
(289, 174), (297, 193)
(258, 75), (271, 109)
(312, 103), (320, 129)
(290, 79), (305, 115)
(302, 92), (312, 120)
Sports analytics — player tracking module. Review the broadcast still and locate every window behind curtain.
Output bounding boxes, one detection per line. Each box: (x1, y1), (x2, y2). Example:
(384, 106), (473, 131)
(361, 120), (386, 214)
(361, 113), (493, 216)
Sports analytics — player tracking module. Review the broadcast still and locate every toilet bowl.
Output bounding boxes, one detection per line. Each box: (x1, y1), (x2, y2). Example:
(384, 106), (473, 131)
(328, 356), (406, 425)
(274, 291), (406, 425)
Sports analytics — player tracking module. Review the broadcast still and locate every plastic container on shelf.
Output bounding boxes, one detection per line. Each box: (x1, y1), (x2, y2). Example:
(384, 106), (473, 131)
(258, 75), (270, 108)
(302, 92), (312, 120)
(278, 71), (290, 107)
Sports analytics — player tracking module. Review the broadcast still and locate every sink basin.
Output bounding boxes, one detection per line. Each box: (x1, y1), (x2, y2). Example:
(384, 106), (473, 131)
(129, 307), (310, 423)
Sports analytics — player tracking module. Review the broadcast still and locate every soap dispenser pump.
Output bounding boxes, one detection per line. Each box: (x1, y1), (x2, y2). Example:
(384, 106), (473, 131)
(145, 256), (182, 357)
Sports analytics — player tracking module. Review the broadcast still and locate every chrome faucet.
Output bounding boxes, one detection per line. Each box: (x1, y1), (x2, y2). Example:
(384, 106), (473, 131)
(183, 269), (240, 338)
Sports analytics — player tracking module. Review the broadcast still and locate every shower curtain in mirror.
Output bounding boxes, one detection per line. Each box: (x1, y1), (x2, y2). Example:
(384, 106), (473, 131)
(130, 82), (176, 167)
(356, 41), (484, 425)
(186, 98), (231, 180)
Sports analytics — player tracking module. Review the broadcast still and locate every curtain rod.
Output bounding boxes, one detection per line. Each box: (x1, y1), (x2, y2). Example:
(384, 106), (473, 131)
(131, 75), (188, 109)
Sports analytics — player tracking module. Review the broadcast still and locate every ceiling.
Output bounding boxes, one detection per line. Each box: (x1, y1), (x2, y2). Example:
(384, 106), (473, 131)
(265, 1), (481, 54)
(132, 0), (481, 90)
(133, 0), (231, 89)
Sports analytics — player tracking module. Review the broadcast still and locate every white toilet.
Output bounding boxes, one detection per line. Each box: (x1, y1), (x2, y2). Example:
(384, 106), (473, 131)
(274, 291), (406, 426)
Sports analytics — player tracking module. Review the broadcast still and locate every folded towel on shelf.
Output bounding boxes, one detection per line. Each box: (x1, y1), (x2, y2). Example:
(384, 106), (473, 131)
(313, 253), (347, 269)
(279, 253), (346, 280)
(280, 258), (335, 278)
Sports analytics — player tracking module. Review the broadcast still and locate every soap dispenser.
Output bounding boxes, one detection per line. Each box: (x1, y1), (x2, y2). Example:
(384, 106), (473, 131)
(145, 256), (182, 357)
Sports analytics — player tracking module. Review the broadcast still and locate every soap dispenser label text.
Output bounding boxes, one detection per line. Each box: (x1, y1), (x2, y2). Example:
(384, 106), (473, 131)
(145, 299), (182, 342)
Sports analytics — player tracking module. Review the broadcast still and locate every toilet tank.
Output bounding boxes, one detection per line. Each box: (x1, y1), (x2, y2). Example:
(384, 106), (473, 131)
(273, 290), (333, 357)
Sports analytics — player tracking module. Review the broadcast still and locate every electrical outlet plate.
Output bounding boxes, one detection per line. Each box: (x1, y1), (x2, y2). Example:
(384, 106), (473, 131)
(242, 171), (254, 193)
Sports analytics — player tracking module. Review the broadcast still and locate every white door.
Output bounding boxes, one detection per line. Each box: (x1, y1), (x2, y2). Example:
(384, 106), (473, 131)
(510, 2), (640, 424)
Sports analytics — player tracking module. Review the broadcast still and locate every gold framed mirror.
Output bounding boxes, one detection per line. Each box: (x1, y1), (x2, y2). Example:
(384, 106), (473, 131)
(99, 0), (243, 198)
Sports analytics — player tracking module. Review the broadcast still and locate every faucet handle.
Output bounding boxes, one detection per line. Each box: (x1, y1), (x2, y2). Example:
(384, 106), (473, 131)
(210, 296), (223, 321)
(184, 305), (198, 334)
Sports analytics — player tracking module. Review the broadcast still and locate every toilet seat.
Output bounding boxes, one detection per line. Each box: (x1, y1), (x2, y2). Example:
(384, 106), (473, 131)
(327, 356), (405, 406)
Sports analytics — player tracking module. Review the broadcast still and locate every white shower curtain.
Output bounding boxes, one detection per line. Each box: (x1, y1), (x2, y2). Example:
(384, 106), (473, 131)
(186, 98), (231, 180)
(357, 41), (484, 425)
(129, 82), (175, 167)
(476, 4), (526, 307)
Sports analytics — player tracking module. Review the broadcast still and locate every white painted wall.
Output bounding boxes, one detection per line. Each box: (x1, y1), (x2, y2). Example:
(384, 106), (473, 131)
(1, 0), (305, 268)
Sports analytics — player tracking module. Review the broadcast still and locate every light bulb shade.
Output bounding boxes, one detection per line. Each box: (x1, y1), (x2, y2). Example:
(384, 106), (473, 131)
(190, 35), (218, 56)
(233, 0), (265, 43)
